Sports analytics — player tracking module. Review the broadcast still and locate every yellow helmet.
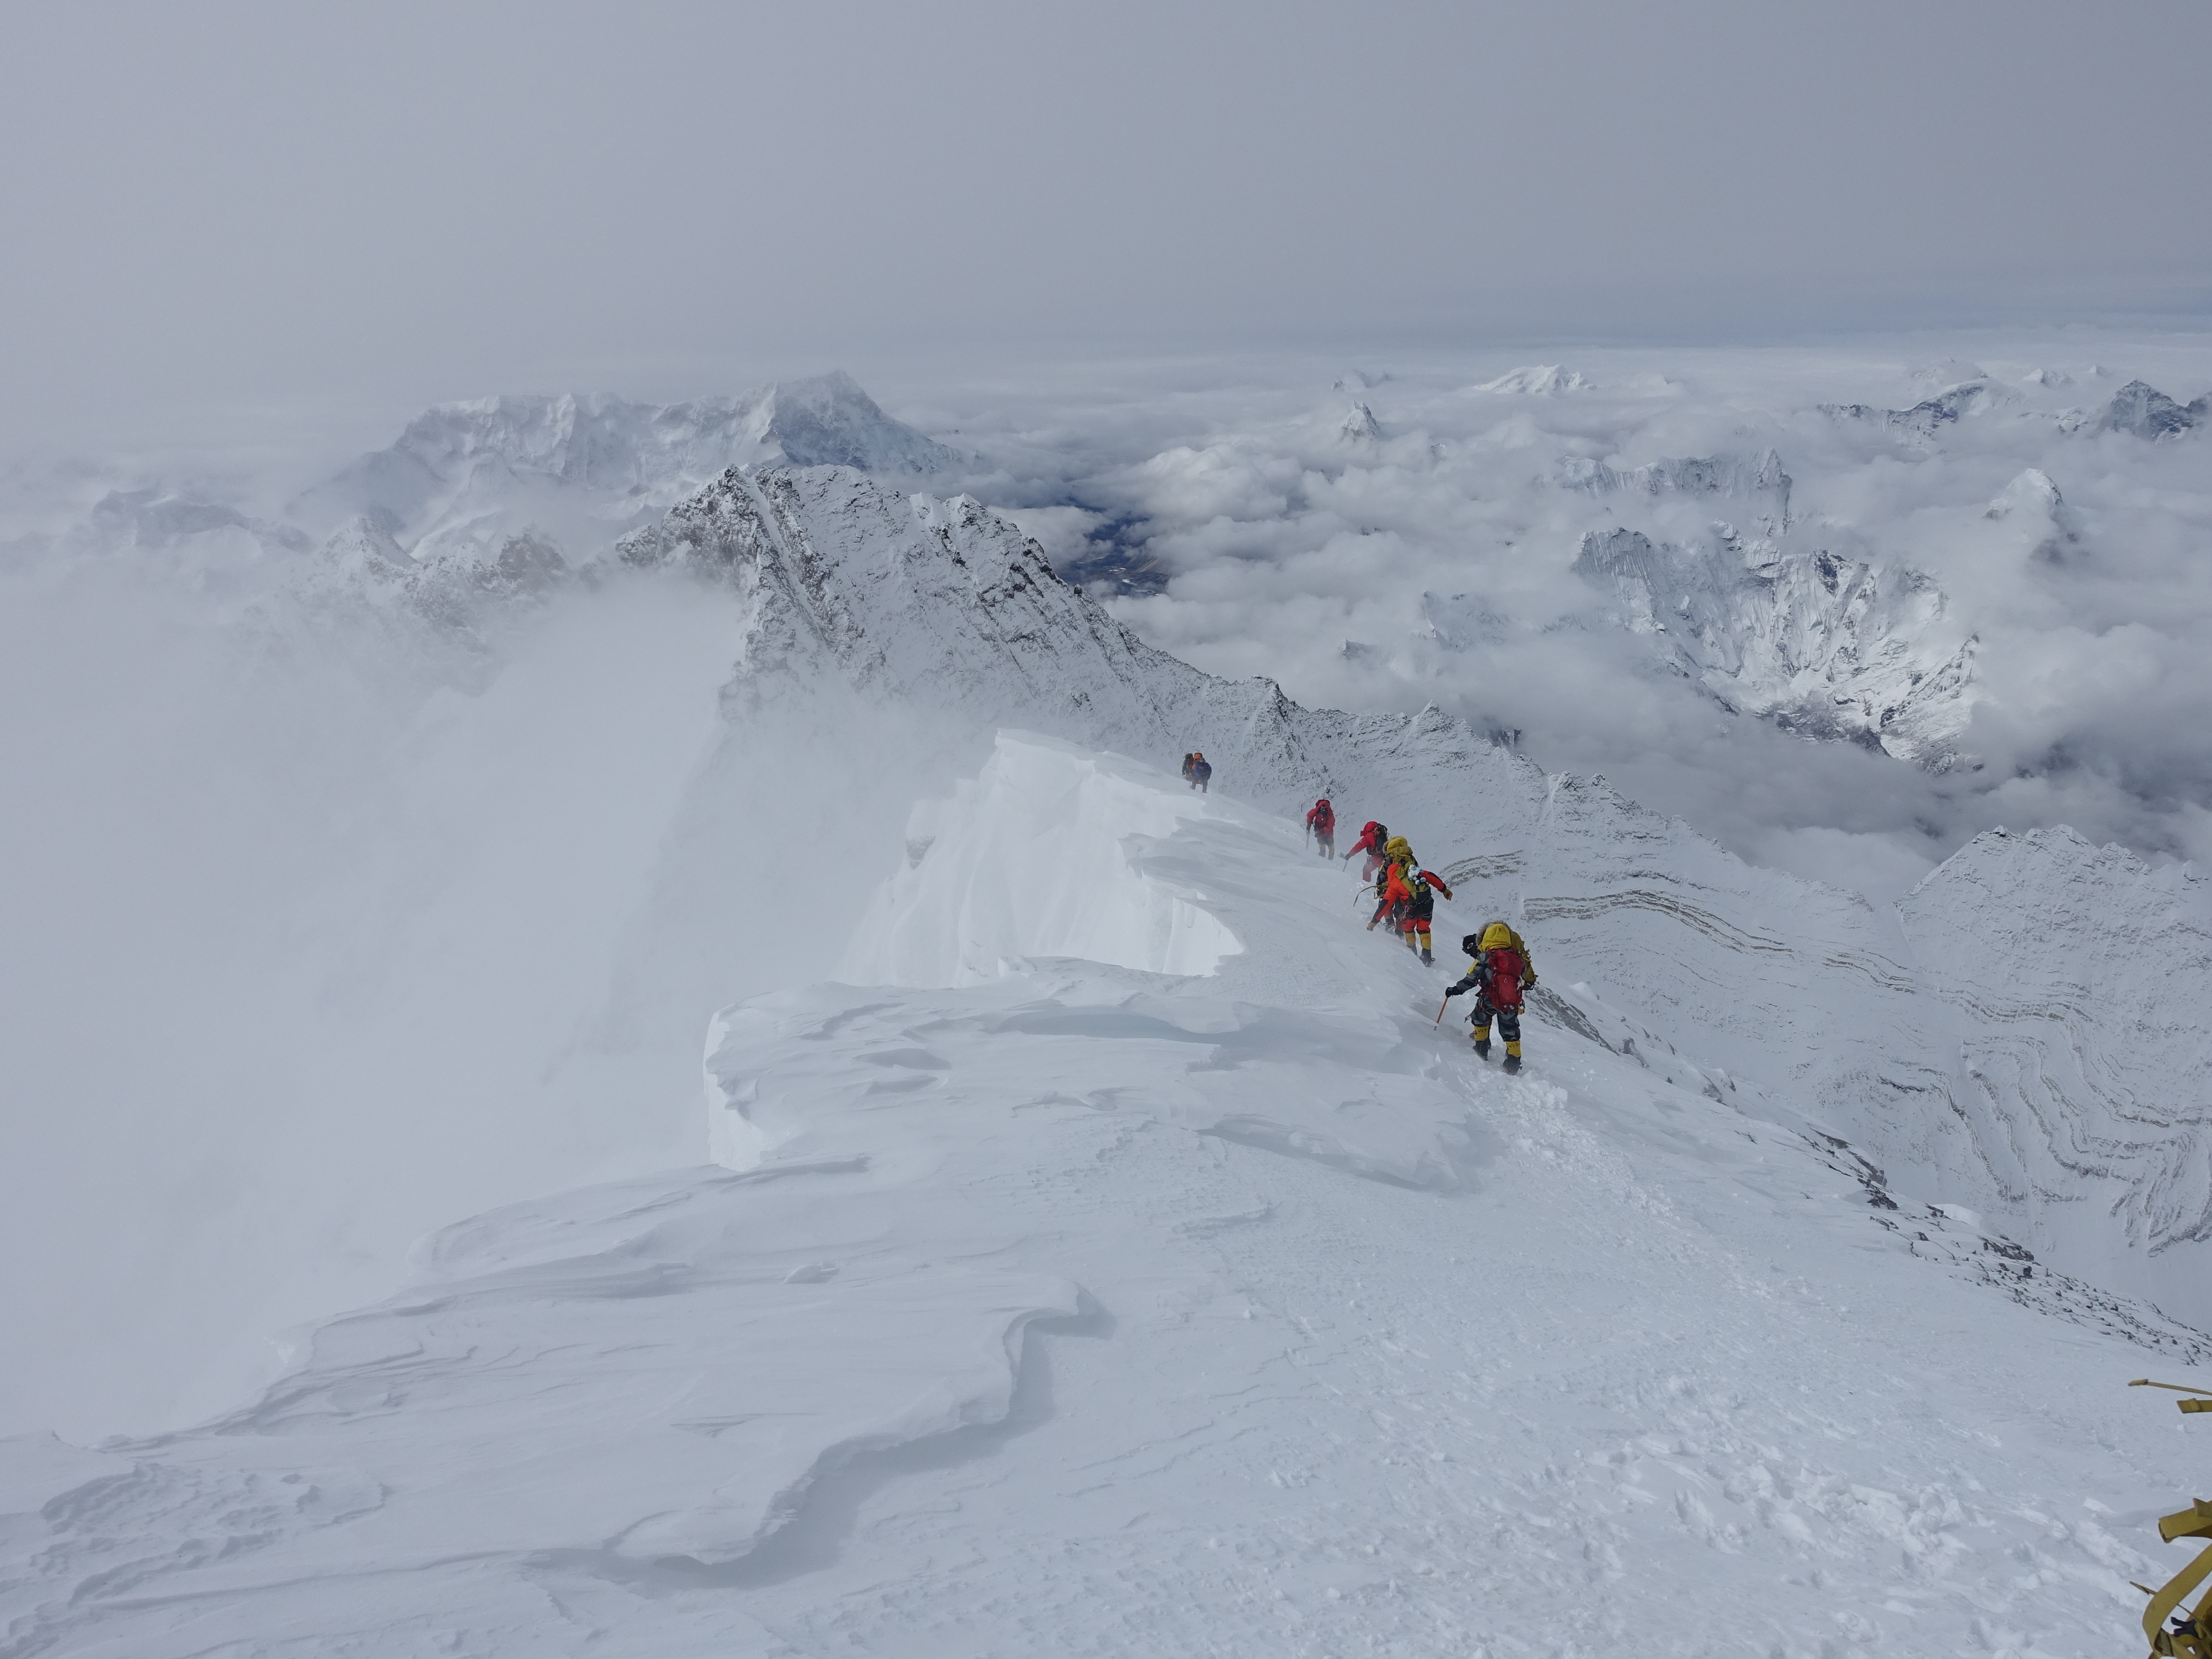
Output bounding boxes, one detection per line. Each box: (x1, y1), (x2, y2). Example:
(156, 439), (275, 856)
(1480, 921), (1515, 950)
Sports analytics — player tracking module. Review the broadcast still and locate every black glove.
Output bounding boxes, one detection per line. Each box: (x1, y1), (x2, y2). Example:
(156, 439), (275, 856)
(1443, 985), (1463, 998)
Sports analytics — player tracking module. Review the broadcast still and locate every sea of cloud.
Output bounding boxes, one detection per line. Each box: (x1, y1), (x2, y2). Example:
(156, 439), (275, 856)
(901, 335), (2212, 899)
(8, 332), (2212, 917)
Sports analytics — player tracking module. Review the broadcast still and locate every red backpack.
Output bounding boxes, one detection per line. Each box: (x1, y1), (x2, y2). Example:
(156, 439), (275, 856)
(1484, 947), (1526, 1009)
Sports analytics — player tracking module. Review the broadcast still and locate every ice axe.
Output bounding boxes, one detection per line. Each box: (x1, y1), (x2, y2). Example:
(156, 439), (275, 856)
(1433, 996), (1449, 1028)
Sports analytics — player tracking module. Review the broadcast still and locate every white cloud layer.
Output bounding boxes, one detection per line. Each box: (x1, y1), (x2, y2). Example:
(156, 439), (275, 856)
(920, 335), (2212, 895)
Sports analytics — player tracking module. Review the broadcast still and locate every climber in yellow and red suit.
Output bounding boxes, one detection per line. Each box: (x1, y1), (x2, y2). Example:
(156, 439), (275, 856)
(1443, 921), (1536, 1073)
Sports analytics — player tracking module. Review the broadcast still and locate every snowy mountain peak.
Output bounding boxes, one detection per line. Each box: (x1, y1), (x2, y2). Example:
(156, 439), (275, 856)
(1475, 364), (1588, 395)
(1820, 379), (1993, 442)
(288, 374), (956, 567)
(2098, 378), (2202, 439)
(1339, 401), (1383, 443)
(1986, 467), (2062, 519)
(1571, 525), (1973, 764)
(755, 371), (959, 473)
(1910, 356), (1988, 389)
(1981, 467), (2079, 563)
(1557, 448), (1791, 526)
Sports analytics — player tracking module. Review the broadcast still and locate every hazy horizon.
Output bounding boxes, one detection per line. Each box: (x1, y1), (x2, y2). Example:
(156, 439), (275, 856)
(6, 0), (2210, 451)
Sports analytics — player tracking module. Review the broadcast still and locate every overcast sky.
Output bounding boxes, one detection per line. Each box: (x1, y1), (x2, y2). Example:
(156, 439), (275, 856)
(5, 0), (2208, 444)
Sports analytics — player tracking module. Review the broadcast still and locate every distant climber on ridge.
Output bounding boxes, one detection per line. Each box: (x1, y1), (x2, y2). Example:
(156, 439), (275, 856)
(1181, 753), (1197, 785)
(1189, 752), (1212, 794)
(1305, 797), (1336, 857)
(1399, 867), (1454, 964)
(1443, 921), (1536, 1072)
(1343, 821), (1388, 879)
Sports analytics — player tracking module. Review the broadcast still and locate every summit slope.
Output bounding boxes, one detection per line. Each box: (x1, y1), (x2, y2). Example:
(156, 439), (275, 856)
(618, 462), (2212, 1323)
(1, 733), (2200, 1658)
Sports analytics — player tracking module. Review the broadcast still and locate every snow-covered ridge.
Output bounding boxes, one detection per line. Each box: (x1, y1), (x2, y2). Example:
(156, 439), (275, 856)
(634, 463), (2212, 1323)
(1820, 377), (2000, 442)
(9, 731), (2207, 1653)
(211, 449), (2212, 1332)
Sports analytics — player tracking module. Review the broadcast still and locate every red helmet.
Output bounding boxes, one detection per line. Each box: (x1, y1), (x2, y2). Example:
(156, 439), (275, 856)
(1317, 797), (1331, 807)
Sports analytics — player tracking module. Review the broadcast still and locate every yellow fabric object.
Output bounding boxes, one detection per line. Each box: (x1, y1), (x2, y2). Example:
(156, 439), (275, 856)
(1505, 1039), (1523, 1057)
(1472, 921), (1538, 985)
(2142, 1527), (2212, 1654)
(1382, 836), (1414, 867)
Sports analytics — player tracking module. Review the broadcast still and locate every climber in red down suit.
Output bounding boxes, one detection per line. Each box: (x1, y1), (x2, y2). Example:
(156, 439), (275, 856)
(1342, 820), (1389, 880)
(1305, 798), (1336, 858)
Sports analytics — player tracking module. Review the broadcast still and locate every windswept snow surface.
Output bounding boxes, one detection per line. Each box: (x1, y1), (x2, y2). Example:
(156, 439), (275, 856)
(611, 461), (2212, 1329)
(1900, 828), (2212, 1326)
(5, 732), (2208, 1657)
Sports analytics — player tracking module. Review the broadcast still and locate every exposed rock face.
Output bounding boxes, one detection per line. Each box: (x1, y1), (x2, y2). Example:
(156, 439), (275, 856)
(1557, 448), (1792, 529)
(1820, 379), (1994, 442)
(2096, 378), (2203, 439)
(1571, 526), (1975, 765)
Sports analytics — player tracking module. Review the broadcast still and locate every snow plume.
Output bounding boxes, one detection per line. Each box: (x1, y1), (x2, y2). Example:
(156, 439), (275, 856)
(921, 336), (2212, 892)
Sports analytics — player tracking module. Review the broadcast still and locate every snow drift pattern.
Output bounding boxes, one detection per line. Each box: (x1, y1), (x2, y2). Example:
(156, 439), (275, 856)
(6, 734), (2203, 1655)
